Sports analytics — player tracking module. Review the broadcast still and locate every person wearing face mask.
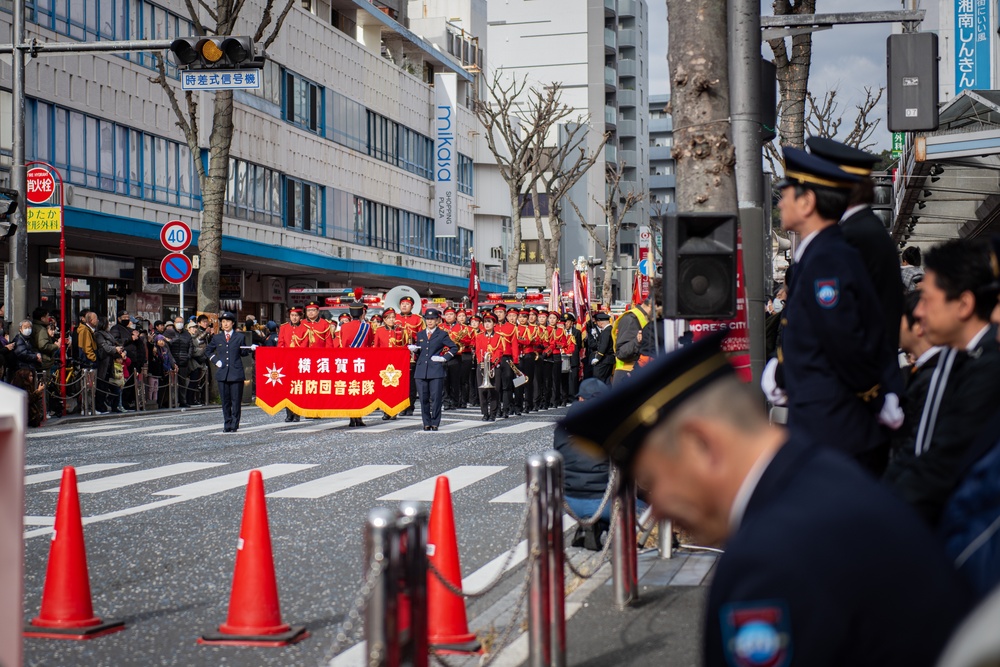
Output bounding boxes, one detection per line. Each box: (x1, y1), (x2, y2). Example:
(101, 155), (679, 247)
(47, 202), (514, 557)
(169, 317), (193, 408)
(765, 284), (788, 360)
(13, 319), (42, 371)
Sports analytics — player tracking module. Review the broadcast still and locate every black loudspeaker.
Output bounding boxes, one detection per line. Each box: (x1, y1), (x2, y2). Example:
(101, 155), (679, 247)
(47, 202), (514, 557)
(664, 212), (737, 319)
(887, 33), (939, 132)
(760, 59), (778, 142)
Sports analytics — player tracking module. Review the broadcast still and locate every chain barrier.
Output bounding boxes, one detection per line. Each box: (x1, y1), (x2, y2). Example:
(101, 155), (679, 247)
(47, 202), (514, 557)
(561, 466), (617, 528)
(319, 556), (388, 667)
(427, 482), (537, 600)
(564, 497), (621, 581)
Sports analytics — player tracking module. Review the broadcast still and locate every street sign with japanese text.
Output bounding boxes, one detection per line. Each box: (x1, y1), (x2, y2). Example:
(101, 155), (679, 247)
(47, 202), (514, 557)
(181, 70), (261, 91)
(891, 132), (905, 159)
(26, 167), (55, 205)
(26, 206), (62, 233)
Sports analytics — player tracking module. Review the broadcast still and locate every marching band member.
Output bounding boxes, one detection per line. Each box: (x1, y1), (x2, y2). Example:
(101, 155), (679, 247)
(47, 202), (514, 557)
(515, 308), (536, 413)
(475, 313), (504, 421)
(494, 305), (518, 417)
(440, 307), (463, 410)
(338, 301), (374, 427)
(536, 310), (553, 409)
(374, 307), (406, 421)
(468, 311), (483, 407)
(302, 301), (333, 347)
(455, 309), (476, 408)
(396, 295), (424, 417)
(277, 305), (307, 422)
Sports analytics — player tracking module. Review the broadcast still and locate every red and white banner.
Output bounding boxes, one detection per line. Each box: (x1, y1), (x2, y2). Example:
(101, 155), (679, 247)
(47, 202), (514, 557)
(254, 348), (411, 418)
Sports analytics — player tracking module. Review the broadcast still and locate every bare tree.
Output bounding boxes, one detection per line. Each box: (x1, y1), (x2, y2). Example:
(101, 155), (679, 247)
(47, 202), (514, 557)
(151, 0), (295, 313)
(572, 163), (646, 307)
(666, 0), (737, 212)
(763, 85), (885, 174)
(528, 123), (609, 286)
(474, 74), (576, 291)
(766, 0), (817, 150)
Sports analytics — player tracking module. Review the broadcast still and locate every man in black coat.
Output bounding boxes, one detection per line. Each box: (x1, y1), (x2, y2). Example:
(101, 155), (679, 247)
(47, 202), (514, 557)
(807, 137), (904, 350)
(206, 311), (254, 432)
(560, 332), (973, 667)
(590, 312), (614, 384)
(408, 308), (457, 431)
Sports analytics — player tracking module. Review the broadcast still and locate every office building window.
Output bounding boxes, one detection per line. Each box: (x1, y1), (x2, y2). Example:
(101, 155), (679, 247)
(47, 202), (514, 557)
(283, 70), (322, 133)
(285, 177), (322, 233)
(225, 157), (283, 227)
(26, 99), (200, 208)
(458, 153), (473, 195)
(245, 60), (282, 107)
(328, 91), (367, 153)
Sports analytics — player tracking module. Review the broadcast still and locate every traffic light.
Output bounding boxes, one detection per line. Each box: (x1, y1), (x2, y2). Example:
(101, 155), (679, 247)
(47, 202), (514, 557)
(169, 36), (263, 70)
(870, 171), (894, 230)
(664, 212), (737, 319)
(0, 187), (19, 239)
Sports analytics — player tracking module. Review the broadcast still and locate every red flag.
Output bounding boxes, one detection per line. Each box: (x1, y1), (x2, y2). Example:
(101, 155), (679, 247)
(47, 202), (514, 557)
(572, 269), (587, 324)
(549, 269), (560, 313)
(631, 272), (643, 308)
(468, 253), (480, 306)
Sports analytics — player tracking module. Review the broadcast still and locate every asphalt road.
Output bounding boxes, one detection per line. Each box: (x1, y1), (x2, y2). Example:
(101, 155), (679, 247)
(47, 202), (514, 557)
(23, 403), (569, 667)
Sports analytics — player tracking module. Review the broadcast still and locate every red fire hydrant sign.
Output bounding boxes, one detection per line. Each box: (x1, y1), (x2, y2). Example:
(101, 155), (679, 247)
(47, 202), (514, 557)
(254, 348), (411, 418)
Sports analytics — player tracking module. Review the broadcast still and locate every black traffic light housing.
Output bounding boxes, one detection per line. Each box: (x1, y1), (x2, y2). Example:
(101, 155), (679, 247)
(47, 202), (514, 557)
(870, 171), (895, 230)
(0, 187), (20, 240)
(169, 36), (263, 70)
(664, 212), (737, 319)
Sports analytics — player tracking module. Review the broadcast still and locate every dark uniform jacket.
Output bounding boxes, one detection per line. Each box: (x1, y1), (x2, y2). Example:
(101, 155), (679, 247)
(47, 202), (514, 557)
(553, 402), (610, 498)
(206, 330), (249, 382)
(780, 224), (901, 455)
(705, 438), (972, 667)
(888, 349), (942, 463)
(884, 326), (1000, 526)
(841, 206), (904, 351)
(413, 327), (457, 380)
(592, 326), (615, 380)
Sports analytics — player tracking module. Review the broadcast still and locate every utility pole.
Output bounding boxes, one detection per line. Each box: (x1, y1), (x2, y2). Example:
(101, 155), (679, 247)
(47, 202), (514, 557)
(7, 0), (27, 325)
(729, 0), (766, 385)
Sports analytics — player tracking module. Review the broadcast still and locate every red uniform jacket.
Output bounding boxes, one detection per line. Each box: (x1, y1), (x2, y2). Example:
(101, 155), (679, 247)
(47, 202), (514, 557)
(277, 322), (307, 347)
(338, 319), (374, 348)
(301, 318), (333, 347)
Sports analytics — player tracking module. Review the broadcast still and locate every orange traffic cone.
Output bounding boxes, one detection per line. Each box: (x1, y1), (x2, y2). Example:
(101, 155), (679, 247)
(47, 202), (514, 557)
(24, 467), (125, 640)
(427, 476), (481, 653)
(199, 470), (307, 647)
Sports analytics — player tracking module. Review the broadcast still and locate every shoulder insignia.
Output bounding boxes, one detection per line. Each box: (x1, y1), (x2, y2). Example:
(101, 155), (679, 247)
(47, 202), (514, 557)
(814, 278), (840, 309)
(720, 600), (791, 667)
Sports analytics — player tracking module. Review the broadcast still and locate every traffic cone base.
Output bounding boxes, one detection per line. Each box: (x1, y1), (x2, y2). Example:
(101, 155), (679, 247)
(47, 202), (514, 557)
(432, 638), (483, 655)
(198, 626), (308, 648)
(24, 619), (125, 641)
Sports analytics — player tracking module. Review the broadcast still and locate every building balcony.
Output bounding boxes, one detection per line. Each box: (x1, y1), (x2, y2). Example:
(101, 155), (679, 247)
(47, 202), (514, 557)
(617, 119), (637, 137)
(618, 58), (637, 79)
(620, 149), (638, 167)
(618, 28), (637, 49)
(605, 144), (618, 164)
(605, 0), (616, 16)
(651, 145), (673, 160)
(618, 0), (638, 17)
(618, 89), (637, 108)
(605, 106), (618, 128)
(604, 27), (616, 52)
(650, 174), (676, 190)
(650, 116), (673, 132)
(604, 66), (617, 90)
(622, 208), (641, 229)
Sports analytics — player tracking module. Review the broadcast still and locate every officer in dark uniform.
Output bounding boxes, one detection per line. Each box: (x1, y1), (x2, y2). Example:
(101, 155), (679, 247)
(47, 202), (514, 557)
(206, 311), (254, 433)
(762, 145), (903, 476)
(590, 312), (614, 384)
(560, 332), (973, 667)
(806, 136), (904, 350)
(409, 308), (458, 431)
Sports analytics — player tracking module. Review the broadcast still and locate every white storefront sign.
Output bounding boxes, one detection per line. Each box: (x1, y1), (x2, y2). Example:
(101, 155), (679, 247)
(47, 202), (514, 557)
(434, 73), (458, 238)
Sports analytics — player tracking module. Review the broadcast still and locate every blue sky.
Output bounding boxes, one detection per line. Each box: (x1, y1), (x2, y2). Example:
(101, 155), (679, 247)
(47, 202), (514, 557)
(647, 0), (940, 152)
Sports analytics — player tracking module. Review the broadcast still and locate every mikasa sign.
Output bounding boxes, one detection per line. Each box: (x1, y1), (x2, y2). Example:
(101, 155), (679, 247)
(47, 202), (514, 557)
(434, 73), (458, 238)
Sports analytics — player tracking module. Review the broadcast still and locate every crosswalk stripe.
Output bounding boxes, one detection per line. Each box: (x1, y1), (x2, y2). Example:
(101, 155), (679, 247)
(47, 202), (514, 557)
(153, 464), (317, 499)
(25, 465), (48, 470)
(25, 463), (138, 486)
(24, 516), (56, 526)
(49, 462), (229, 494)
(233, 422), (304, 434)
(486, 421), (555, 435)
(268, 465), (411, 499)
(378, 465), (506, 501)
(146, 423), (228, 436)
(363, 419), (428, 434)
(26, 416), (172, 438)
(278, 420), (348, 433)
(80, 423), (189, 438)
(434, 419), (490, 434)
(490, 483), (527, 504)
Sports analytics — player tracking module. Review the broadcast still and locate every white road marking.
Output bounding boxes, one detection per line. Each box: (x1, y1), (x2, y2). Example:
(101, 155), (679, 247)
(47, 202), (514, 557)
(486, 421), (555, 435)
(24, 465), (47, 470)
(268, 465), (411, 499)
(433, 419), (490, 434)
(23, 464), (317, 540)
(25, 463), (138, 486)
(26, 416), (172, 438)
(48, 462), (229, 494)
(363, 419), (428, 434)
(144, 423), (229, 436)
(490, 483), (527, 504)
(378, 465), (506, 501)
(79, 423), (188, 438)
(278, 421), (349, 433)
(23, 516), (55, 526)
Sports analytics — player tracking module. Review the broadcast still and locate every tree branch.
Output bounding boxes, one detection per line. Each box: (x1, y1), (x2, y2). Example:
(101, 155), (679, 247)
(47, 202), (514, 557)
(263, 0), (296, 49)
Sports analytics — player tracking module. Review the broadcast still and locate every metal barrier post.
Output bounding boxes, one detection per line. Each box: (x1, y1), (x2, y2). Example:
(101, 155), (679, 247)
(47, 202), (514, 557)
(40, 370), (49, 417)
(612, 466), (638, 609)
(203, 366), (211, 406)
(657, 520), (673, 560)
(365, 508), (398, 667)
(397, 501), (429, 667)
(168, 369), (178, 409)
(526, 454), (551, 667)
(134, 367), (146, 412)
(83, 369), (96, 416)
(543, 451), (566, 667)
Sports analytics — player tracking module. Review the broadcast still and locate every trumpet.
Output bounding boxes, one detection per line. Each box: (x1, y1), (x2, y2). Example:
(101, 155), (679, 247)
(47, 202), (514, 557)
(479, 351), (496, 389)
(509, 360), (529, 388)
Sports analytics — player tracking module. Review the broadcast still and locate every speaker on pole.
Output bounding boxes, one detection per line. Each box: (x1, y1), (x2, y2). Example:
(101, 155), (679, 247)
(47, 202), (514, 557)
(664, 212), (738, 319)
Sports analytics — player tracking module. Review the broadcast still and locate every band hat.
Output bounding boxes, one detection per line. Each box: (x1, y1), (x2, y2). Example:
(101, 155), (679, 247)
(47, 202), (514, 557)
(483, 313), (498, 323)
(444, 307), (456, 315)
(558, 330), (735, 472)
(348, 302), (365, 316)
(382, 307), (397, 316)
(563, 313), (577, 322)
(288, 306), (304, 314)
(305, 301), (321, 309)
(338, 313), (351, 322)
(493, 303), (507, 311)
(594, 312), (611, 322)
(774, 146), (861, 191)
(399, 295), (415, 305)
(805, 136), (880, 177)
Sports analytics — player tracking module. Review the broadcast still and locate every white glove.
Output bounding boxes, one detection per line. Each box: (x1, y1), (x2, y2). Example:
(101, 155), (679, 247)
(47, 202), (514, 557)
(215, 360), (223, 368)
(407, 344), (420, 352)
(591, 358), (599, 365)
(878, 392), (904, 430)
(761, 358), (787, 406)
(250, 344), (258, 351)
(431, 355), (446, 362)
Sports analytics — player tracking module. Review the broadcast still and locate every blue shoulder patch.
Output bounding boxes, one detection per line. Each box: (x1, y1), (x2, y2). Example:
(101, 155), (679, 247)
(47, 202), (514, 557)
(720, 600), (792, 667)
(814, 278), (840, 309)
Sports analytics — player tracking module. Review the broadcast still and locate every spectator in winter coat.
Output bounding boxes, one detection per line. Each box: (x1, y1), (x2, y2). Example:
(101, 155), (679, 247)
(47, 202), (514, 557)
(76, 311), (98, 367)
(185, 321), (207, 405)
(169, 323), (193, 407)
(901, 246), (925, 293)
(152, 334), (179, 408)
(0, 321), (15, 382)
(94, 316), (124, 413)
(13, 320), (42, 371)
(31, 307), (61, 371)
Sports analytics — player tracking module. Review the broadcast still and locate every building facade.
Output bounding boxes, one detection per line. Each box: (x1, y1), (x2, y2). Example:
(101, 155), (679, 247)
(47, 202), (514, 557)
(0, 0), (508, 323)
(648, 93), (675, 222)
(486, 0), (649, 296)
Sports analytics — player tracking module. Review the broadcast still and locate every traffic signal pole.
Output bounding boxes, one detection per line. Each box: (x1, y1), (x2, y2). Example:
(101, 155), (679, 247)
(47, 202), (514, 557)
(728, 0), (766, 386)
(7, 0), (27, 325)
